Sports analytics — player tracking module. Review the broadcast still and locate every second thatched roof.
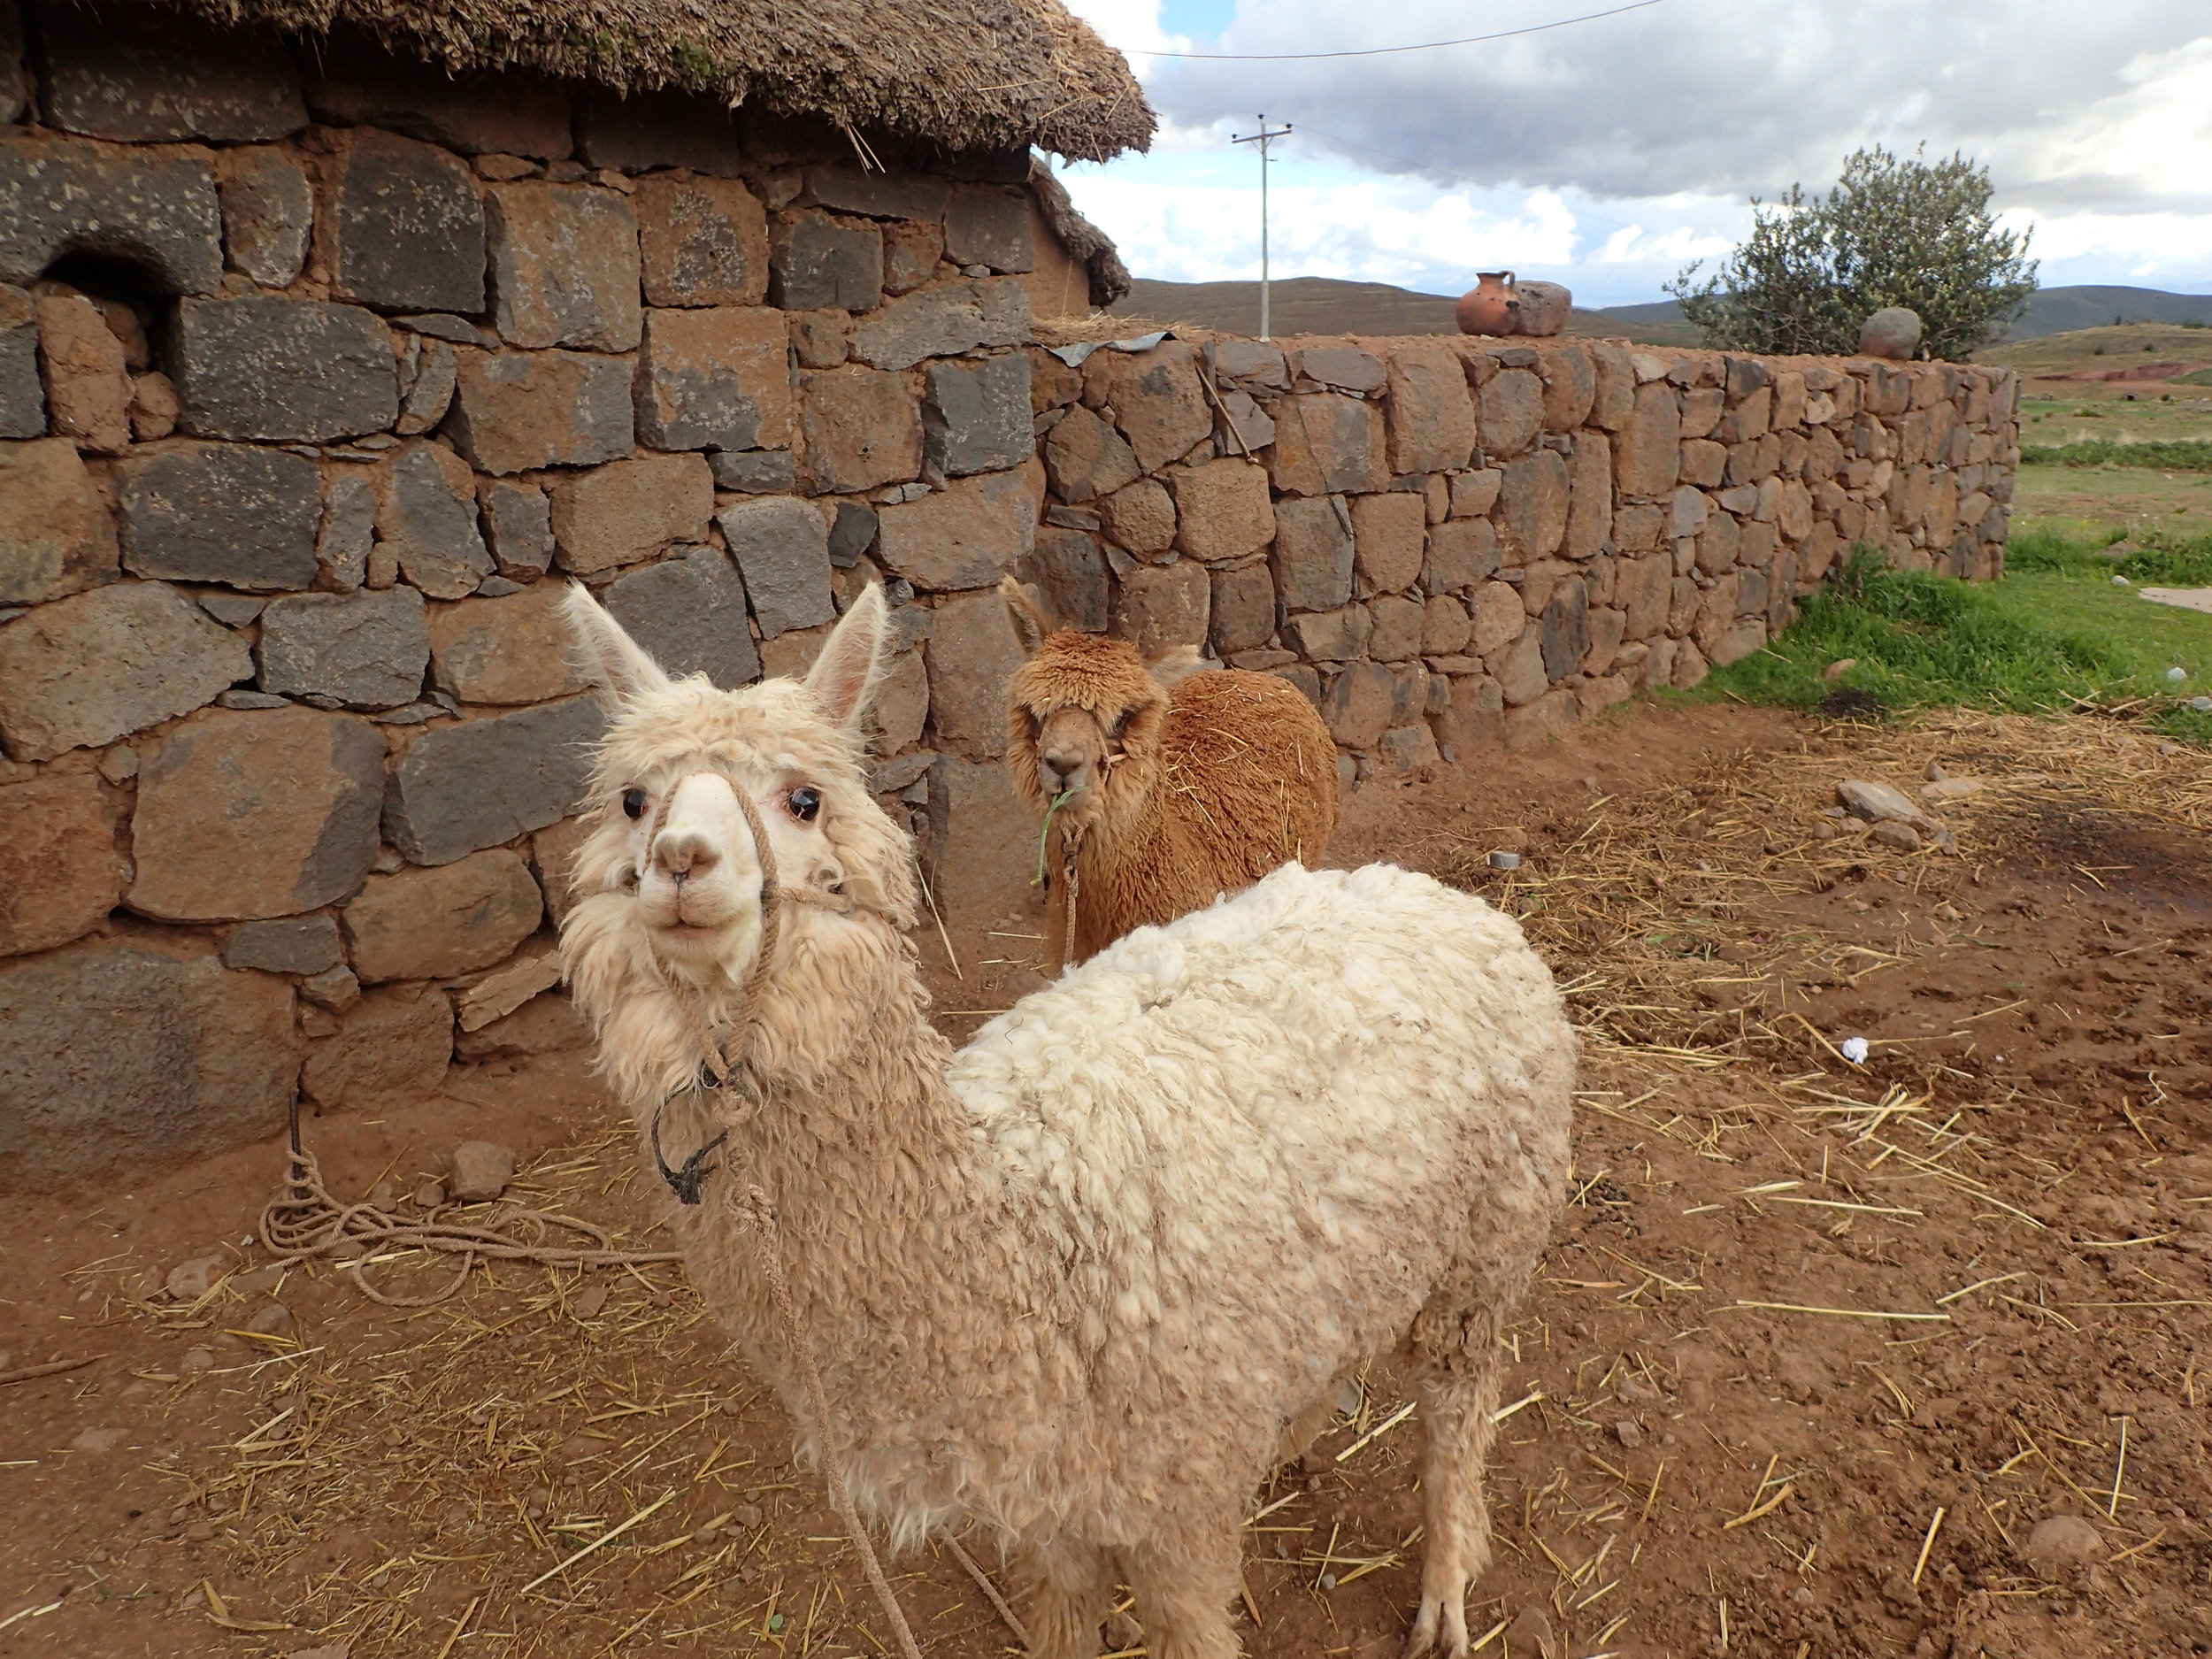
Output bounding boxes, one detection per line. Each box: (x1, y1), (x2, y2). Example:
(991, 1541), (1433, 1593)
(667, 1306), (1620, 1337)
(159, 0), (1155, 162)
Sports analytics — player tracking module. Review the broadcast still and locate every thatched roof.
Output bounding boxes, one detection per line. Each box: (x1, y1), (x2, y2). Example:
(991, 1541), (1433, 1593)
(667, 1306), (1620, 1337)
(1031, 159), (1131, 308)
(165, 0), (1154, 161)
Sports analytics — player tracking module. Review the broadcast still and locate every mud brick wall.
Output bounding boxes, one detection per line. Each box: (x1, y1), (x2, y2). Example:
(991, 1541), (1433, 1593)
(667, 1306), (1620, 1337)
(0, 4), (2018, 1189)
(0, 0), (1090, 1188)
(1030, 334), (2020, 784)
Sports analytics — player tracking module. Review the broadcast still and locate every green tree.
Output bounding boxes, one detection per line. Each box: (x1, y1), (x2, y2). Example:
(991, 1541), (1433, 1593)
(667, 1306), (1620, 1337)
(1667, 146), (2038, 360)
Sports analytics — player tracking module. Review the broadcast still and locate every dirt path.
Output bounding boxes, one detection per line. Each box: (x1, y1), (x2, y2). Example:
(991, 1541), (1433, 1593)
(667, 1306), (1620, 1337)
(4, 705), (2207, 1659)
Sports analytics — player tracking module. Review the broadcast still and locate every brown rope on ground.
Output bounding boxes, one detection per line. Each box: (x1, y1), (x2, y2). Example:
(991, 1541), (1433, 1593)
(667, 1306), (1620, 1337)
(947, 1535), (1032, 1648)
(257, 1146), (683, 1308)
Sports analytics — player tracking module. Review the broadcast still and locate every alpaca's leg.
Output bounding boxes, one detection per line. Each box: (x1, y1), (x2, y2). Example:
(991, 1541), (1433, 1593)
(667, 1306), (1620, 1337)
(1019, 1534), (1113, 1659)
(1124, 1511), (1242, 1659)
(1272, 1387), (1340, 1468)
(1401, 1364), (1503, 1659)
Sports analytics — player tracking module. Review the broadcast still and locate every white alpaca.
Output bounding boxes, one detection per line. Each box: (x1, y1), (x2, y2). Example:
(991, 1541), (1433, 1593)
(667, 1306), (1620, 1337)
(557, 582), (1575, 1659)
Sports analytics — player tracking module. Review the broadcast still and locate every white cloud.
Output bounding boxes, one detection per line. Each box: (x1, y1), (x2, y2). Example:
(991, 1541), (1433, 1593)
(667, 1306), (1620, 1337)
(1053, 0), (2212, 302)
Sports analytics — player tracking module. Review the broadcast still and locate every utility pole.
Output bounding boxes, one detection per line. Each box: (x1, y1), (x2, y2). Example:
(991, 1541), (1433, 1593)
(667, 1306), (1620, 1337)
(1231, 115), (1292, 341)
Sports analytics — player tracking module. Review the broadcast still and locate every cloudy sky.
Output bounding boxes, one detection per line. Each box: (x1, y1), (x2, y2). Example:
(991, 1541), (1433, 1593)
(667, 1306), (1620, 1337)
(1053, 0), (2212, 308)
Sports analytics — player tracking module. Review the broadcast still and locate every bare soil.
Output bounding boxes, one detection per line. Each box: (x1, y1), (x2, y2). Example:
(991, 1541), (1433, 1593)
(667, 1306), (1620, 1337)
(4, 703), (2208, 1659)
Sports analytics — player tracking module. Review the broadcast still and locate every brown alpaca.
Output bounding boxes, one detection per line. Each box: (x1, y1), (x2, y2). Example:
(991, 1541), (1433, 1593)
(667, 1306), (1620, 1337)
(1001, 578), (1340, 969)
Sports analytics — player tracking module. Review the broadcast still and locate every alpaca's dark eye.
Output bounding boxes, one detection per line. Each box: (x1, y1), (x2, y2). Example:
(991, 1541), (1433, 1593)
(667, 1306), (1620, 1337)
(787, 787), (821, 823)
(622, 787), (647, 819)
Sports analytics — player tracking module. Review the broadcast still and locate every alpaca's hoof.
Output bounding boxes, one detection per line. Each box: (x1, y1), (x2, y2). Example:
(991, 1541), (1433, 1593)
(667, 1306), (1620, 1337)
(1401, 1596), (1467, 1659)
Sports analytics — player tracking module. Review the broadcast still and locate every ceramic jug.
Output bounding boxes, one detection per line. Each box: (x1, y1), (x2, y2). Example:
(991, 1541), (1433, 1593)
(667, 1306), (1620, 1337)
(1456, 271), (1517, 335)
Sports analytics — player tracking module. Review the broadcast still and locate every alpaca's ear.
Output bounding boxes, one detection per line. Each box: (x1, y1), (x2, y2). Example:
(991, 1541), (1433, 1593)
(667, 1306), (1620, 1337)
(1145, 643), (1210, 690)
(1000, 575), (1052, 657)
(805, 583), (887, 730)
(563, 583), (672, 707)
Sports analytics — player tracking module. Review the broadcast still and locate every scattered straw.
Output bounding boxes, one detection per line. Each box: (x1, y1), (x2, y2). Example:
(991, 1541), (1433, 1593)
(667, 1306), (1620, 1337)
(1910, 1508), (1946, 1586)
(1728, 1301), (1951, 1323)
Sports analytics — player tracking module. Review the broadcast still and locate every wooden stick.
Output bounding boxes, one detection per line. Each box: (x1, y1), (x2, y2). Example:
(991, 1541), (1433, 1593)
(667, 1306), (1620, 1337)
(1910, 1508), (1945, 1586)
(0, 1355), (104, 1386)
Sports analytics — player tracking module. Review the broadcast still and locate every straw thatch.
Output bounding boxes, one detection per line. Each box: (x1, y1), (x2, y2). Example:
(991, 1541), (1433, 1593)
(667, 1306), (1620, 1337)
(163, 0), (1155, 161)
(1030, 157), (1133, 306)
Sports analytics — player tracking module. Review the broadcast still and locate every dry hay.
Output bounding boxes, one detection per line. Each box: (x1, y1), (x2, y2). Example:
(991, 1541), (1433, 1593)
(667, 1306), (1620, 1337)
(1429, 708), (2208, 1067)
(99, 708), (2208, 1656)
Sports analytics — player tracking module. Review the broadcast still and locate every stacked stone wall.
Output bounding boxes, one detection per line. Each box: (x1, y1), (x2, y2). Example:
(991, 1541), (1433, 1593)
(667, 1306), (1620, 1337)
(0, 3), (2019, 1187)
(1031, 332), (2019, 780)
(0, 3), (1070, 1187)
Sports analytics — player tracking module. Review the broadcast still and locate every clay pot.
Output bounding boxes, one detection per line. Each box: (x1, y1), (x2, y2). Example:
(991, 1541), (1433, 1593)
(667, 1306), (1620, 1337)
(1456, 271), (1517, 336)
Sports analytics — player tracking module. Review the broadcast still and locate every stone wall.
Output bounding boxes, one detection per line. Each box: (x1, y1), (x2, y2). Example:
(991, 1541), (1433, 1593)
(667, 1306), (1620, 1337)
(0, 3), (2020, 1189)
(0, 1), (1087, 1188)
(1025, 334), (2019, 782)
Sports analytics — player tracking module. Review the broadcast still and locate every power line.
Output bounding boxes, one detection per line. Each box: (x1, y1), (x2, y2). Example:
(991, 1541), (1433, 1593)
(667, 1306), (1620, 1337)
(1140, 0), (1665, 62)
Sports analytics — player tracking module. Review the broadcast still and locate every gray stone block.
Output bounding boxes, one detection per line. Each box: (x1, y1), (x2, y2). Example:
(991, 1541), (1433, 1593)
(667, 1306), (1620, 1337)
(327, 129), (486, 315)
(576, 88), (746, 175)
(1271, 495), (1355, 614)
(849, 277), (1031, 372)
(446, 347), (634, 475)
(923, 353), (1033, 479)
(175, 297), (397, 442)
(221, 913), (343, 975)
(827, 501), (879, 568)
(1018, 526), (1109, 634)
(479, 479), (553, 576)
(807, 165), (951, 222)
(1, 2), (21, 125)
(602, 547), (761, 689)
(944, 186), (1034, 273)
(1540, 578), (1590, 680)
(0, 581), (252, 763)
(710, 449), (797, 494)
(315, 468), (375, 592)
(117, 441), (321, 590)
(716, 496), (835, 638)
(485, 181), (640, 352)
(769, 211), (882, 312)
(305, 54), (574, 160)
(256, 586), (430, 710)
(634, 305), (789, 452)
(0, 283), (43, 437)
(0, 134), (222, 293)
(376, 442), (493, 600)
(0, 937), (298, 1189)
(923, 755), (1033, 920)
(38, 4), (304, 142)
(383, 695), (606, 866)
(215, 146), (311, 288)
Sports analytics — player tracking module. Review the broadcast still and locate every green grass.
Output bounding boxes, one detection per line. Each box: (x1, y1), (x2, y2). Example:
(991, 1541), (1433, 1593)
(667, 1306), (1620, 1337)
(2016, 438), (2212, 470)
(1705, 523), (2212, 745)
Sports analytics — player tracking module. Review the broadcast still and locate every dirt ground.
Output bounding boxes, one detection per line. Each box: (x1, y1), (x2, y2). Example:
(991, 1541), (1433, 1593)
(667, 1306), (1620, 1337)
(4, 703), (2208, 1659)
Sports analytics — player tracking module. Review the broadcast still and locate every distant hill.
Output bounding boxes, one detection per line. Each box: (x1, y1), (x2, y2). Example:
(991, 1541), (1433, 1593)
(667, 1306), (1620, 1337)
(1112, 277), (2212, 348)
(1999, 286), (2212, 337)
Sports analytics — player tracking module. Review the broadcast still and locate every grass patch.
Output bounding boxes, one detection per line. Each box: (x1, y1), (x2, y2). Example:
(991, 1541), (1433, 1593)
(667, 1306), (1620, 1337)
(1706, 526), (2212, 745)
(2016, 437), (2212, 470)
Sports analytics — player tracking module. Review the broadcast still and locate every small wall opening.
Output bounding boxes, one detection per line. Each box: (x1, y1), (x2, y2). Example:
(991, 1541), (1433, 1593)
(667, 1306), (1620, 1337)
(35, 249), (173, 380)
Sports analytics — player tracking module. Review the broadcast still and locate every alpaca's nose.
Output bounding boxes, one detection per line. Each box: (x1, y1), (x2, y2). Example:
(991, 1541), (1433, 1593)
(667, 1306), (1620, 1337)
(1041, 747), (1084, 784)
(653, 829), (718, 884)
